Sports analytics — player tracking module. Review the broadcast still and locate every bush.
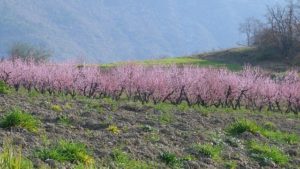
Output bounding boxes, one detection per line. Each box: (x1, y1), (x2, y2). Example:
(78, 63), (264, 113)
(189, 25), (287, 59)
(0, 108), (39, 133)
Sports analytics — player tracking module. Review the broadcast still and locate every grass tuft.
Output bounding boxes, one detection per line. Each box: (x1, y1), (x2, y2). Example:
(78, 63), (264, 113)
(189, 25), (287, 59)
(0, 139), (33, 169)
(0, 108), (39, 133)
(36, 140), (94, 165)
(247, 141), (289, 165)
(107, 124), (121, 134)
(57, 115), (72, 126)
(51, 105), (63, 112)
(159, 152), (181, 167)
(226, 120), (260, 136)
(0, 81), (9, 94)
(227, 120), (299, 144)
(225, 160), (238, 169)
(111, 149), (153, 169)
(192, 143), (222, 160)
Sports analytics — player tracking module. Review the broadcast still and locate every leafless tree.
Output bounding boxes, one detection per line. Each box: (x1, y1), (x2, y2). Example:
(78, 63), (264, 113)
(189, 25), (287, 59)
(240, 1), (300, 60)
(266, 2), (298, 57)
(239, 17), (264, 46)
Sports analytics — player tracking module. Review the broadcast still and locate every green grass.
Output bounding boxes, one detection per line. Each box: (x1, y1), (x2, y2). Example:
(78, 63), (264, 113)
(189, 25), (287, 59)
(141, 124), (155, 132)
(247, 141), (289, 165)
(260, 130), (299, 144)
(0, 139), (33, 169)
(154, 102), (174, 113)
(158, 111), (174, 124)
(159, 151), (191, 168)
(0, 81), (10, 94)
(153, 103), (175, 124)
(192, 143), (222, 160)
(225, 161), (238, 169)
(159, 152), (181, 167)
(111, 149), (154, 169)
(57, 115), (72, 126)
(101, 57), (241, 70)
(51, 105), (63, 112)
(144, 130), (160, 143)
(226, 120), (260, 136)
(0, 108), (40, 133)
(107, 124), (121, 134)
(226, 119), (299, 144)
(101, 98), (118, 111)
(101, 46), (297, 72)
(36, 140), (94, 165)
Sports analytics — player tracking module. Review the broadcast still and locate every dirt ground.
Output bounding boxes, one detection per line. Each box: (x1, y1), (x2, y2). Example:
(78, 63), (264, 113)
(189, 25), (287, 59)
(0, 92), (299, 169)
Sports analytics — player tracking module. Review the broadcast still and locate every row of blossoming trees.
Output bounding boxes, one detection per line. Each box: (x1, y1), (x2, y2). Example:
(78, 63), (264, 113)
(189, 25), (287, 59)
(0, 59), (300, 113)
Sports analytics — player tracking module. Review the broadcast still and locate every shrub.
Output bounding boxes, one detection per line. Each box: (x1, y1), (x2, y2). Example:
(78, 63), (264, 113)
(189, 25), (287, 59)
(247, 141), (289, 165)
(0, 108), (39, 132)
(36, 140), (94, 164)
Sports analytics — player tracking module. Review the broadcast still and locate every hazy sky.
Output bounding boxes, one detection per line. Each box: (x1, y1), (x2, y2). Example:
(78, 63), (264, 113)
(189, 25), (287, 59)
(0, 0), (288, 62)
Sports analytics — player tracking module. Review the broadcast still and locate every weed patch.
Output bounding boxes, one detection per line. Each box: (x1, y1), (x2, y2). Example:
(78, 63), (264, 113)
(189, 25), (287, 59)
(0, 81), (9, 94)
(226, 120), (260, 136)
(57, 115), (72, 126)
(111, 149), (154, 169)
(225, 160), (237, 169)
(51, 105), (63, 112)
(227, 120), (299, 144)
(36, 140), (94, 164)
(247, 141), (289, 166)
(0, 139), (33, 169)
(107, 124), (121, 134)
(191, 143), (222, 160)
(0, 108), (39, 133)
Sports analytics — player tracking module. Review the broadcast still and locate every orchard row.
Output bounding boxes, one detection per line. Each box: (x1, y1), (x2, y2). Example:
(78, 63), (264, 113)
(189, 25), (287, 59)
(1, 59), (300, 113)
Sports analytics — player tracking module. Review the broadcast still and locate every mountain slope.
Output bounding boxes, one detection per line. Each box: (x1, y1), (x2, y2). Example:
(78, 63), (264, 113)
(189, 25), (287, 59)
(0, 0), (283, 62)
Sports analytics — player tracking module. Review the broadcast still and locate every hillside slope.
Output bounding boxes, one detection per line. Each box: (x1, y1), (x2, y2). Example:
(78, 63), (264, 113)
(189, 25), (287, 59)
(103, 47), (300, 72)
(0, 90), (299, 168)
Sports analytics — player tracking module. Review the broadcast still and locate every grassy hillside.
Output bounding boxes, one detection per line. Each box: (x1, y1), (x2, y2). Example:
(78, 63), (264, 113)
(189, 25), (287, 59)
(103, 47), (300, 72)
(101, 57), (242, 71)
